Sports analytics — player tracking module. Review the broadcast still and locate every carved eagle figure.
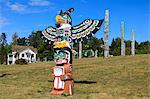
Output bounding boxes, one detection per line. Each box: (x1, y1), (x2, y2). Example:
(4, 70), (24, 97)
(42, 8), (104, 44)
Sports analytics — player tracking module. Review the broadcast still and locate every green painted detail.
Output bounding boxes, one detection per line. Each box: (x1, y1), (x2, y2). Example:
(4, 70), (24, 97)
(54, 52), (65, 59)
(79, 33), (81, 37)
(51, 32), (54, 34)
(60, 52), (65, 58)
(95, 20), (99, 24)
(57, 30), (63, 34)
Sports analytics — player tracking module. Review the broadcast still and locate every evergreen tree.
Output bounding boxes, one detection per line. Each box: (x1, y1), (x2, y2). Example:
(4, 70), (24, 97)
(125, 40), (131, 55)
(82, 37), (104, 57)
(0, 33), (7, 64)
(137, 41), (150, 54)
(17, 37), (28, 46)
(110, 37), (121, 56)
(28, 30), (53, 61)
(12, 32), (18, 45)
(28, 31), (43, 48)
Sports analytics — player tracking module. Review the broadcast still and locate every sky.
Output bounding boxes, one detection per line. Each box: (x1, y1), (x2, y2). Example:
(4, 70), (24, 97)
(0, 0), (149, 44)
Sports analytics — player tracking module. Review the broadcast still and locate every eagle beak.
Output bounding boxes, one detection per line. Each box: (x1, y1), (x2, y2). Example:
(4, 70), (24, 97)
(56, 15), (64, 24)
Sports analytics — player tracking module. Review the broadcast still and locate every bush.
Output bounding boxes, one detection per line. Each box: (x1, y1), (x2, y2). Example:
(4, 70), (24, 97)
(15, 59), (28, 65)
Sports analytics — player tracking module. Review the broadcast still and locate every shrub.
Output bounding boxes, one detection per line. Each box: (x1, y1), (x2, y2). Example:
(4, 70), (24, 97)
(15, 59), (28, 65)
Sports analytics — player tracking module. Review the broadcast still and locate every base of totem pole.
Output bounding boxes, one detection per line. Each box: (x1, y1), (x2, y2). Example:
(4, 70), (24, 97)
(50, 64), (74, 96)
(50, 80), (74, 96)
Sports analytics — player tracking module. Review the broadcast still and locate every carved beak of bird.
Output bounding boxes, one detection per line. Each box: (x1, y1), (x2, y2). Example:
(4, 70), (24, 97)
(56, 15), (65, 24)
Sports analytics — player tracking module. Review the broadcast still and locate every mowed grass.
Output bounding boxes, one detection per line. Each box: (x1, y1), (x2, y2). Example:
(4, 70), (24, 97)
(0, 54), (150, 99)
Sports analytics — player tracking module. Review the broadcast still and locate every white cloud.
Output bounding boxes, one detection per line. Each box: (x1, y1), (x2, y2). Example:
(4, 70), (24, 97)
(7, 3), (26, 12)
(26, 9), (49, 14)
(29, 0), (52, 6)
(1, 0), (54, 14)
(0, 17), (9, 27)
(0, 0), (26, 12)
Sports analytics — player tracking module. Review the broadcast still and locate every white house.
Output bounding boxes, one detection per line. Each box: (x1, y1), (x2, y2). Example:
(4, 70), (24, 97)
(7, 46), (37, 65)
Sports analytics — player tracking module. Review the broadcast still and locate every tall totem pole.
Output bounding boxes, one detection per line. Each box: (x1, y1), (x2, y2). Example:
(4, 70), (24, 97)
(131, 29), (135, 56)
(121, 21), (125, 56)
(42, 8), (103, 95)
(104, 9), (109, 58)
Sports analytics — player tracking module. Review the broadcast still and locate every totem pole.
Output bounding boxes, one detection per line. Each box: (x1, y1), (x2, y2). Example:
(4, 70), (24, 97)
(104, 9), (109, 58)
(131, 29), (135, 56)
(79, 41), (82, 59)
(42, 8), (103, 95)
(121, 21), (125, 56)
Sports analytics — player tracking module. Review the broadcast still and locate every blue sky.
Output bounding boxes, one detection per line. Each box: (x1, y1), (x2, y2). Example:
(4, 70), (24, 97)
(0, 0), (149, 44)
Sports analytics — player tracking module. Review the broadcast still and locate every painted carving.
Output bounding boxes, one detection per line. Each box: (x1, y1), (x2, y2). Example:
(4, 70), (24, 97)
(42, 8), (103, 95)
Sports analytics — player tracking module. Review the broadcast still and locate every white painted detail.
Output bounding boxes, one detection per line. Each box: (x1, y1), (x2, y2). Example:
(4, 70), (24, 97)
(53, 66), (65, 89)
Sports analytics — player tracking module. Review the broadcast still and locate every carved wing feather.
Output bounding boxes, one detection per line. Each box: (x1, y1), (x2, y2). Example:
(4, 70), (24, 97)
(71, 19), (104, 41)
(42, 26), (57, 42)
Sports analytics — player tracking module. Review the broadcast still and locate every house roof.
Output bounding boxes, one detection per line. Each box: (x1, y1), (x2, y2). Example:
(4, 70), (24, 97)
(12, 45), (37, 53)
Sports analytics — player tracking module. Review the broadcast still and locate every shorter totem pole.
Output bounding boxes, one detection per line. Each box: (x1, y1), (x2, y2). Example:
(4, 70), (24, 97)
(42, 8), (103, 95)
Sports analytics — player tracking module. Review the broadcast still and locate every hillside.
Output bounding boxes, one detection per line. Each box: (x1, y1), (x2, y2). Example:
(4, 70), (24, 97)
(0, 54), (150, 99)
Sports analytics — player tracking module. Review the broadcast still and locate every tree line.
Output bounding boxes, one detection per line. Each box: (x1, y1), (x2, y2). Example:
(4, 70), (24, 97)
(0, 31), (150, 64)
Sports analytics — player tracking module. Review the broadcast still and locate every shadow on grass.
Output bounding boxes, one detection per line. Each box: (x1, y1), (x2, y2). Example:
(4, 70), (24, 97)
(48, 80), (96, 84)
(74, 80), (97, 84)
(0, 73), (11, 77)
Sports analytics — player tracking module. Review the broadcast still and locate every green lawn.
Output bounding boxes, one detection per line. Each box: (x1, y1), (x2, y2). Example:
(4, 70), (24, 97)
(0, 54), (150, 99)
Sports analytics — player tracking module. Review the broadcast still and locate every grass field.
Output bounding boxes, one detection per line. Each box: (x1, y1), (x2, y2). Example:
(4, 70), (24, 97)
(0, 54), (150, 99)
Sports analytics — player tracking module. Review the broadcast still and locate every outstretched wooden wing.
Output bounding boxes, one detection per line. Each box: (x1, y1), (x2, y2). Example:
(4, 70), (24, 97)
(71, 19), (104, 41)
(42, 26), (57, 42)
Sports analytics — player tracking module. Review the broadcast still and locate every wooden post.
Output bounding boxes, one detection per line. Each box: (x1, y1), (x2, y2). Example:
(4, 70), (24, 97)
(79, 41), (82, 59)
(131, 29), (135, 56)
(104, 9), (109, 58)
(121, 21), (125, 56)
(95, 49), (98, 58)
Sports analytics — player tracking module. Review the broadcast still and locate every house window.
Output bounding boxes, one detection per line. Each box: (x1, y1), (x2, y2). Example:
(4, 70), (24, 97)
(9, 55), (13, 57)
(22, 54), (24, 57)
(15, 54), (17, 58)
(31, 54), (34, 58)
(26, 53), (31, 58)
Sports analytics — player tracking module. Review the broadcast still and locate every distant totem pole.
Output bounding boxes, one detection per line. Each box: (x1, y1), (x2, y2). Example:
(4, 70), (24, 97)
(42, 8), (103, 95)
(131, 29), (135, 56)
(104, 9), (109, 58)
(79, 41), (82, 59)
(121, 21), (125, 56)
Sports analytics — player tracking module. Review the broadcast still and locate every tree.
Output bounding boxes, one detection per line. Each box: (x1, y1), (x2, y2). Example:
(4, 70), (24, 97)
(0, 33), (7, 46)
(135, 40), (138, 49)
(28, 31), (44, 48)
(135, 40), (139, 54)
(17, 37), (28, 46)
(12, 32), (18, 45)
(125, 40), (131, 55)
(28, 30), (53, 61)
(137, 41), (150, 54)
(82, 37), (104, 57)
(0, 33), (7, 64)
(110, 37), (121, 56)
